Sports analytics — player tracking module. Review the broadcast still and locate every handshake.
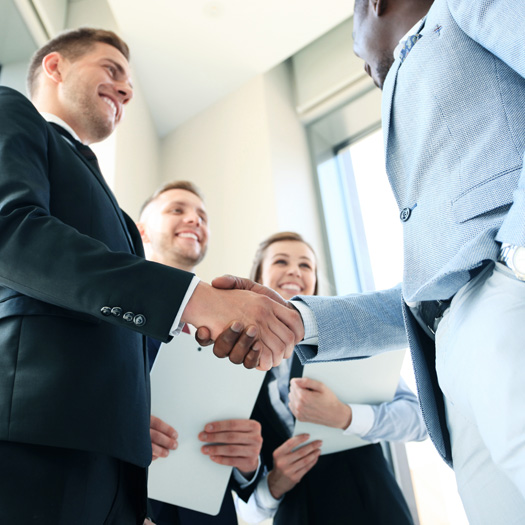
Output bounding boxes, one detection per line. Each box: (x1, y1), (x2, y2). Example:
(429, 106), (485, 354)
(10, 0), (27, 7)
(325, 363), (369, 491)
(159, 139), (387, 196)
(181, 275), (305, 370)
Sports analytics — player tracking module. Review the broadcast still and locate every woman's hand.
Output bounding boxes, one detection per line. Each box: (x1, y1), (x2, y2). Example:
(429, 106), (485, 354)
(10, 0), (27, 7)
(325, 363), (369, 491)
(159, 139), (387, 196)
(267, 434), (322, 499)
(199, 418), (263, 477)
(289, 377), (352, 429)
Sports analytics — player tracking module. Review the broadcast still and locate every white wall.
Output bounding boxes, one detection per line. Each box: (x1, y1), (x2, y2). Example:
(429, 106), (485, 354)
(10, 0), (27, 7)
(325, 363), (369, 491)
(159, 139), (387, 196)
(67, 0), (162, 217)
(161, 74), (277, 283)
(112, 83), (161, 219)
(0, 60), (30, 94)
(160, 61), (329, 292)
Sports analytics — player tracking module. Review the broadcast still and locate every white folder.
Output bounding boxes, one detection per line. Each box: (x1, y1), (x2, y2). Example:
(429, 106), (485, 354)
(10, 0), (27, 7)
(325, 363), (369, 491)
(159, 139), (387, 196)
(293, 349), (406, 455)
(147, 333), (266, 515)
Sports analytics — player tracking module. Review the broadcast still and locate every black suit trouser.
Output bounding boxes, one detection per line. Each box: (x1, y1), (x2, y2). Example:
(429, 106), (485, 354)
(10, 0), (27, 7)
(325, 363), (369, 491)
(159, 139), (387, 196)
(0, 440), (147, 524)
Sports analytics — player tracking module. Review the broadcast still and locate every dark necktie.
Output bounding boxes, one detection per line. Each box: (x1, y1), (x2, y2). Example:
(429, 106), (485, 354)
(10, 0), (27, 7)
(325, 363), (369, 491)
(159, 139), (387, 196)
(49, 122), (101, 173)
(289, 351), (304, 386)
(288, 352), (304, 422)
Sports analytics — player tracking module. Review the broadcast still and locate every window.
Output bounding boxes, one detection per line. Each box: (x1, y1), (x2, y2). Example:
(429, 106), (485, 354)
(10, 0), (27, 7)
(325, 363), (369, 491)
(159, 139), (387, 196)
(314, 124), (468, 525)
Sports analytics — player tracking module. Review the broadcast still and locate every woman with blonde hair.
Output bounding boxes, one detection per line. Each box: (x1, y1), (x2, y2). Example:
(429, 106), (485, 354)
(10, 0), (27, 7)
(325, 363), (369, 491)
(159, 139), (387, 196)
(237, 232), (426, 524)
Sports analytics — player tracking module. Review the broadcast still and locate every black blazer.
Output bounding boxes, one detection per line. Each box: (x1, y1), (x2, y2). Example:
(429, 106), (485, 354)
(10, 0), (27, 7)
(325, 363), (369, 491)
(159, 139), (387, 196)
(0, 86), (194, 467)
(248, 368), (414, 525)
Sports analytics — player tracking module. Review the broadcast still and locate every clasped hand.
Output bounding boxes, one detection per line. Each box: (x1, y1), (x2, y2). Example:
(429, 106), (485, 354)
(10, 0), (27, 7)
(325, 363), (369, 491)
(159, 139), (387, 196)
(289, 377), (352, 429)
(150, 415), (262, 477)
(184, 275), (305, 371)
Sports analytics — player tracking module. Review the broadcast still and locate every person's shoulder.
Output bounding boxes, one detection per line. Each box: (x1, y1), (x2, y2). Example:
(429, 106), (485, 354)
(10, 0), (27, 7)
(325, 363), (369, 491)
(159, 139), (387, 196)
(0, 86), (42, 121)
(0, 87), (48, 137)
(0, 85), (31, 106)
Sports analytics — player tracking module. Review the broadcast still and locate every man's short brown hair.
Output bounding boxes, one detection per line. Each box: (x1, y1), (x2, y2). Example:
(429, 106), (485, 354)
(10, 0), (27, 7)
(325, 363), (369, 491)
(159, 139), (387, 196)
(27, 27), (130, 98)
(139, 181), (205, 219)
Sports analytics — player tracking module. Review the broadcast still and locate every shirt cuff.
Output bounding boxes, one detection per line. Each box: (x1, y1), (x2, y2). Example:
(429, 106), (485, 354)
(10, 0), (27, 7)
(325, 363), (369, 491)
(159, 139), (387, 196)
(232, 456), (261, 488)
(255, 475), (283, 510)
(343, 404), (375, 437)
(290, 300), (318, 345)
(169, 276), (200, 336)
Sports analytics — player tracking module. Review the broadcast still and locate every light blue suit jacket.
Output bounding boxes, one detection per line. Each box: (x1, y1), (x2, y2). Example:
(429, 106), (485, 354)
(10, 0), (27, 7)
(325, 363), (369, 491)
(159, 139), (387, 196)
(296, 0), (525, 466)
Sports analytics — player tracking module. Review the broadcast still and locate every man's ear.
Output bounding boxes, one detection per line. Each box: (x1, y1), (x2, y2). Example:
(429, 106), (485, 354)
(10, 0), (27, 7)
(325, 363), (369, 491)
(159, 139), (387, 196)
(136, 222), (150, 244)
(41, 52), (64, 84)
(371, 0), (387, 16)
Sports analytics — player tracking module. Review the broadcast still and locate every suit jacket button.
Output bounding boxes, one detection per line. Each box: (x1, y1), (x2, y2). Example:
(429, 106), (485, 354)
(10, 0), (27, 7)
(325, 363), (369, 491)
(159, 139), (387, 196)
(133, 314), (146, 327)
(111, 307), (122, 317)
(101, 306), (112, 316)
(123, 312), (134, 322)
(400, 207), (411, 222)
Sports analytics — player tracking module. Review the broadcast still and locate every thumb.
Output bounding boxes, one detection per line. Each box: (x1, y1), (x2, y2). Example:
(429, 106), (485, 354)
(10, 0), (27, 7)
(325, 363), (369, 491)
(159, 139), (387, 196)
(211, 274), (253, 290)
(292, 376), (324, 392)
(195, 326), (214, 346)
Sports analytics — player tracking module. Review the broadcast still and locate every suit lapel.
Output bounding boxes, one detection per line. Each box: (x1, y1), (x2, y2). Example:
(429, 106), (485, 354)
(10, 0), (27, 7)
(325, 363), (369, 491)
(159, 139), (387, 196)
(123, 211), (144, 257)
(382, 59), (401, 176)
(49, 123), (136, 253)
(383, 17), (427, 174)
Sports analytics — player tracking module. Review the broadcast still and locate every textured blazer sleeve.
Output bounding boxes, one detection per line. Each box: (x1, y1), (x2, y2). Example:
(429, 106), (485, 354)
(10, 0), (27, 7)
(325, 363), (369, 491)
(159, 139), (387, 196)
(0, 88), (192, 341)
(446, 0), (525, 246)
(294, 285), (407, 363)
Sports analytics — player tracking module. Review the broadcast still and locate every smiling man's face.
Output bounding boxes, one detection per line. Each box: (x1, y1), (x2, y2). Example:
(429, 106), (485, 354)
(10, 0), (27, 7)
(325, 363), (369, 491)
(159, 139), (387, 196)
(138, 189), (209, 272)
(55, 42), (133, 143)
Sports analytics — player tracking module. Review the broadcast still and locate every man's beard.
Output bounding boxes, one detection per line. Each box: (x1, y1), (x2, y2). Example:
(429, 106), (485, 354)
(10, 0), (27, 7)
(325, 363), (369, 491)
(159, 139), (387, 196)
(376, 54), (396, 90)
(62, 82), (115, 142)
(176, 246), (207, 269)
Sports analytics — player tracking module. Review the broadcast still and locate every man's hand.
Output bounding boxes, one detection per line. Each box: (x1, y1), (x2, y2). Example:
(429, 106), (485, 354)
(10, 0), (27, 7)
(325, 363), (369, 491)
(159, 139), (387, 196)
(199, 419), (263, 477)
(196, 320), (262, 369)
(150, 415), (178, 461)
(289, 377), (352, 429)
(266, 434), (322, 499)
(184, 279), (304, 371)
(211, 275), (290, 305)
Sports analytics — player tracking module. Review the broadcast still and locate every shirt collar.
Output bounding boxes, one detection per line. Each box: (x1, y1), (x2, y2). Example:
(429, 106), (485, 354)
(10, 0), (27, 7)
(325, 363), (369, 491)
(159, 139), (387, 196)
(40, 112), (83, 144)
(393, 17), (426, 60)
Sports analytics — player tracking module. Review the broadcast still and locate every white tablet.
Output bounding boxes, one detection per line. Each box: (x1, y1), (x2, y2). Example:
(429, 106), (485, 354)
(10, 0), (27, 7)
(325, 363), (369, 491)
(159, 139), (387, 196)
(293, 349), (406, 454)
(147, 333), (266, 515)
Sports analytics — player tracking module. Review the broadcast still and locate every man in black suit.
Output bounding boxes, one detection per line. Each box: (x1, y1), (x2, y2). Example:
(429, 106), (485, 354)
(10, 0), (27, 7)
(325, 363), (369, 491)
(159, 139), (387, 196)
(0, 28), (302, 524)
(137, 180), (263, 524)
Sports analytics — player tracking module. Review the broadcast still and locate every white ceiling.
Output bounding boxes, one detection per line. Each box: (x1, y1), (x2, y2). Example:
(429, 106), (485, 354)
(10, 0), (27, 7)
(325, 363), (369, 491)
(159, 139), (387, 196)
(1, 0), (354, 137)
(106, 0), (354, 136)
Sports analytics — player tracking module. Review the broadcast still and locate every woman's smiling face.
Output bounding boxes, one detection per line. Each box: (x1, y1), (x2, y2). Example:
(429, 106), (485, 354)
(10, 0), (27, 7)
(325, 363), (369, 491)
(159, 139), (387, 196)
(260, 240), (317, 300)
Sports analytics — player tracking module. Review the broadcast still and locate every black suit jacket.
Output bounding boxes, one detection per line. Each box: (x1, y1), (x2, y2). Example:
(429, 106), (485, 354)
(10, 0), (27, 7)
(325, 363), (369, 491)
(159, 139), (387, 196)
(247, 366), (414, 525)
(0, 86), (194, 467)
